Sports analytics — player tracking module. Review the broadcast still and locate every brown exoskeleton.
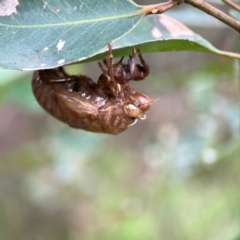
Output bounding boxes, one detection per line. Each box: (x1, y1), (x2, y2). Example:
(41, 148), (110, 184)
(98, 45), (149, 84)
(32, 41), (152, 134)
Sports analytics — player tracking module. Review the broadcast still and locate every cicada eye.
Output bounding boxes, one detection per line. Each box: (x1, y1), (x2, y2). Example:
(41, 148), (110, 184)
(131, 92), (152, 112)
(124, 103), (142, 118)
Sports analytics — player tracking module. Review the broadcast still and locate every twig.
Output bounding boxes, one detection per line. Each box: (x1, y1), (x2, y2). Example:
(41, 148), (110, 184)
(141, 0), (181, 15)
(222, 0), (240, 12)
(184, 0), (240, 33)
(141, 0), (240, 33)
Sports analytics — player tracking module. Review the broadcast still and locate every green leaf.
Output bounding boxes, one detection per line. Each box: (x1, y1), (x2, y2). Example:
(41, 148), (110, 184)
(0, 0), (144, 70)
(0, 0), (239, 71)
(84, 14), (240, 63)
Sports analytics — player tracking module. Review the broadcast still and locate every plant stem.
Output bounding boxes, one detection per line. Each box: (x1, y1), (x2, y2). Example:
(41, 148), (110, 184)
(142, 0), (240, 33)
(184, 0), (240, 33)
(141, 0), (181, 15)
(222, 0), (240, 12)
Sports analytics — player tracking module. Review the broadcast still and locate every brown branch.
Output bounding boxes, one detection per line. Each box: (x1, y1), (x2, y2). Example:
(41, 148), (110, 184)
(222, 0), (240, 12)
(141, 0), (181, 16)
(141, 0), (240, 33)
(184, 0), (240, 33)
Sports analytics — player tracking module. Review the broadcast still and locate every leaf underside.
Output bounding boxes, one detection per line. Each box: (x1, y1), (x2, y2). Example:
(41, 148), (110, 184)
(87, 14), (240, 64)
(0, 0), (143, 70)
(0, 0), (238, 70)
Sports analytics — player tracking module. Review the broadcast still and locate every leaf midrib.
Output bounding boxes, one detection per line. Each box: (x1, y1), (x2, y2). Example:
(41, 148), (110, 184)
(0, 9), (144, 28)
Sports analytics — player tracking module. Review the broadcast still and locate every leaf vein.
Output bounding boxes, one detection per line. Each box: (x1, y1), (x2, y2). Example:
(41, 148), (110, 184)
(0, 10), (143, 28)
(79, 0), (102, 17)
(45, 1), (68, 22)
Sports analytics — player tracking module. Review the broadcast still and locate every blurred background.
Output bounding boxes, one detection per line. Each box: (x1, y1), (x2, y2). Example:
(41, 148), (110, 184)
(0, 1), (240, 240)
